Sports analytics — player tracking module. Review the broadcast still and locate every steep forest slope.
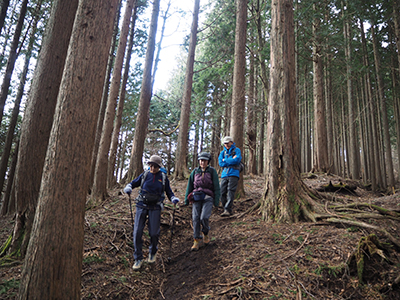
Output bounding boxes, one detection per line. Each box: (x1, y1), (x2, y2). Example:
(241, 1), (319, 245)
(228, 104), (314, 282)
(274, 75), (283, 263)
(1, 173), (400, 299)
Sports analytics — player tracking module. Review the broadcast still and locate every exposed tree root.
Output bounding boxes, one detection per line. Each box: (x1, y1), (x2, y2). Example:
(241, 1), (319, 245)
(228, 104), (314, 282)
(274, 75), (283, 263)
(331, 203), (400, 218)
(236, 200), (261, 218)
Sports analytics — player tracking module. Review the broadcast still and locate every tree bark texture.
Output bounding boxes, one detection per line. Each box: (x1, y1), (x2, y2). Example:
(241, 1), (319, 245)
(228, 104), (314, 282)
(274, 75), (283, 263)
(11, 0), (79, 257)
(174, 0), (200, 180)
(263, 0), (311, 223)
(18, 0), (118, 298)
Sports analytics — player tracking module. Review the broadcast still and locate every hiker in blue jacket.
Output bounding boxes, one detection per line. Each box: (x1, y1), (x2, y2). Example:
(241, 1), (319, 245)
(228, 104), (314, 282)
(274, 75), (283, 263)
(184, 152), (220, 251)
(218, 136), (242, 216)
(124, 155), (179, 270)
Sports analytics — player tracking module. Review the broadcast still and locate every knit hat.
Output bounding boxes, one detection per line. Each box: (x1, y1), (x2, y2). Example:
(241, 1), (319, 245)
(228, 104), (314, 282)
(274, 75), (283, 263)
(222, 136), (233, 144)
(147, 155), (163, 168)
(198, 152), (211, 161)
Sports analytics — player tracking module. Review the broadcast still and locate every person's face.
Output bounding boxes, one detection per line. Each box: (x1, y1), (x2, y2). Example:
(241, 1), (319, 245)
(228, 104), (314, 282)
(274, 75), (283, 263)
(149, 163), (160, 174)
(224, 141), (233, 149)
(199, 159), (209, 169)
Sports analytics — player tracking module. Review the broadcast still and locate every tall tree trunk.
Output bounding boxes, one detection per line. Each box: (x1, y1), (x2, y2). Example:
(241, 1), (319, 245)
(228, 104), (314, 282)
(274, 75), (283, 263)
(0, 1), (41, 198)
(357, 82), (368, 184)
(0, 0), (28, 125)
(11, 0), (79, 257)
(91, 0), (136, 204)
(0, 0), (10, 35)
(393, 1), (400, 80)
(371, 23), (395, 190)
(325, 53), (334, 173)
(263, 0), (316, 223)
(127, 0), (160, 180)
(343, 5), (360, 180)
(258, 98), (265, 175)
(255, 0), (269, 104)
(1, 140), (18, 216)
(18, 0), (118, 298)
(174, 0), (200, 180)
(89, 0), (122, 191)
(312, 5), (328, 173)
(152, 0), (171, 90)
(229, 0), (247, 196)
(108, 4), (137, 188)
(361, 20), (383, 191)
(247, 50), (257, 175)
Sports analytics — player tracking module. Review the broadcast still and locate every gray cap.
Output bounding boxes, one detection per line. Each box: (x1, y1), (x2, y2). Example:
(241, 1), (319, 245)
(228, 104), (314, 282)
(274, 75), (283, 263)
(147, 155), (163, 168)
(222, 136), (233, 144)
(198, 152), (211, 161)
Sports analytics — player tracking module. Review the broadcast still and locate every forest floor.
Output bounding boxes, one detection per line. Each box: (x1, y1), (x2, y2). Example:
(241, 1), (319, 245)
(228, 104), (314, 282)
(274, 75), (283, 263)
(1, 173), (400, 299)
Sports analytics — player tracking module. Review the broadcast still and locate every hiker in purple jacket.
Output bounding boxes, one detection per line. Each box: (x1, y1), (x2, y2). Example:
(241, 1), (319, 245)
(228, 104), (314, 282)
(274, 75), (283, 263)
(184, 152), (220, 251)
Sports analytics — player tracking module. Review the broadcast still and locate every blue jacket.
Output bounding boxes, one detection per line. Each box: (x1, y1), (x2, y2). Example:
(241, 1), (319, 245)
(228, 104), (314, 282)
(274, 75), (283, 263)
(129, 168), (175, 208)
(218, 143), (242, 178)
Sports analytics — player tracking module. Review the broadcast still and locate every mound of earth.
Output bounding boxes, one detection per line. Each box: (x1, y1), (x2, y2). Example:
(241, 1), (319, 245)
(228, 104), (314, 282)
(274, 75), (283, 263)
(1, 173), (400, 299)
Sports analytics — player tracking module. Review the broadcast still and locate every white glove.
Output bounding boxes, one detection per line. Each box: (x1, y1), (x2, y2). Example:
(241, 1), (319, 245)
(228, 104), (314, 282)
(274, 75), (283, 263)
(171, 196), (179, 204)
(124, 184), (132, 195)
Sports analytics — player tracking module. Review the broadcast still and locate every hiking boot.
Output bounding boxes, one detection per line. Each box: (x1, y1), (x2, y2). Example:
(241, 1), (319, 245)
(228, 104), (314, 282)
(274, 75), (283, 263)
(132, 260), (143, 270)
(221, 210), (231, 217)
(147, 253), (156, 264)
(203, 233), (210, 245)
(191, 239), (202, 251)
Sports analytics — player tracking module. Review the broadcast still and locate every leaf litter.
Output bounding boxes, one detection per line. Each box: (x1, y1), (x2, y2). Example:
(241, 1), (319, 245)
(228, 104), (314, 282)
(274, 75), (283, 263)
(1, 173), (400, 299)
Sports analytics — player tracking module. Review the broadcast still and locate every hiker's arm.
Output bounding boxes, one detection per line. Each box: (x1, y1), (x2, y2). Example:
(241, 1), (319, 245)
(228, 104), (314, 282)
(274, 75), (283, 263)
(184, 171), (195, 205)
(212, 168), (221, 206)
(124, 174), (143, 194)
(218, 151), (227, 167)
(165, 178), (176, 201)
(226, 148), (242, 166)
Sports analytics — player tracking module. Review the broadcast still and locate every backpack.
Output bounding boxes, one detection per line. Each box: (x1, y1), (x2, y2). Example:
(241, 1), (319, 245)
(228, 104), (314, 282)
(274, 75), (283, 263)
(138, 170), (167, 205)
(224, 149), (245, 173)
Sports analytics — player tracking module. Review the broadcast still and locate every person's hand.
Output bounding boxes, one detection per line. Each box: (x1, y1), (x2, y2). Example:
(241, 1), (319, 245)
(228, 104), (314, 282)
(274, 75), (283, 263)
(124, 184), (132, 195)
(171, 196), (179, 204)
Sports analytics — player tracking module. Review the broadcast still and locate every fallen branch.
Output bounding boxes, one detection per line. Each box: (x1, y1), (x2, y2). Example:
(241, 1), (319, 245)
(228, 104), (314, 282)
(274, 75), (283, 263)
(236, 201), (261, 218)
(326, 218), (400, 248)
(281, 233), (309, 261)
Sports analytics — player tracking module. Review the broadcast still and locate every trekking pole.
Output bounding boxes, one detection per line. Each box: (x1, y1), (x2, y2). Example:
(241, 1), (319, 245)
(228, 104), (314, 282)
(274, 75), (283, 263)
(128, 194), (134, 231)
(167, 204), (176, 262)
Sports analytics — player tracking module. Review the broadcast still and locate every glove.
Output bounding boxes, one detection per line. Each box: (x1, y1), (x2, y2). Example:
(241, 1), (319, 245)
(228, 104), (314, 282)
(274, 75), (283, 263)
(124, 184), (132, 195)
(171, 196), (179, 204)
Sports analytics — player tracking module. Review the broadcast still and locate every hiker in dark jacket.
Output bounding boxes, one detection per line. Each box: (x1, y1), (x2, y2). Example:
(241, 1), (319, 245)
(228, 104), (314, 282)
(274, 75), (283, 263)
(184, 152), (220, 251)
(124, 155), (179, 270)
(218, 136), (242, 216)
